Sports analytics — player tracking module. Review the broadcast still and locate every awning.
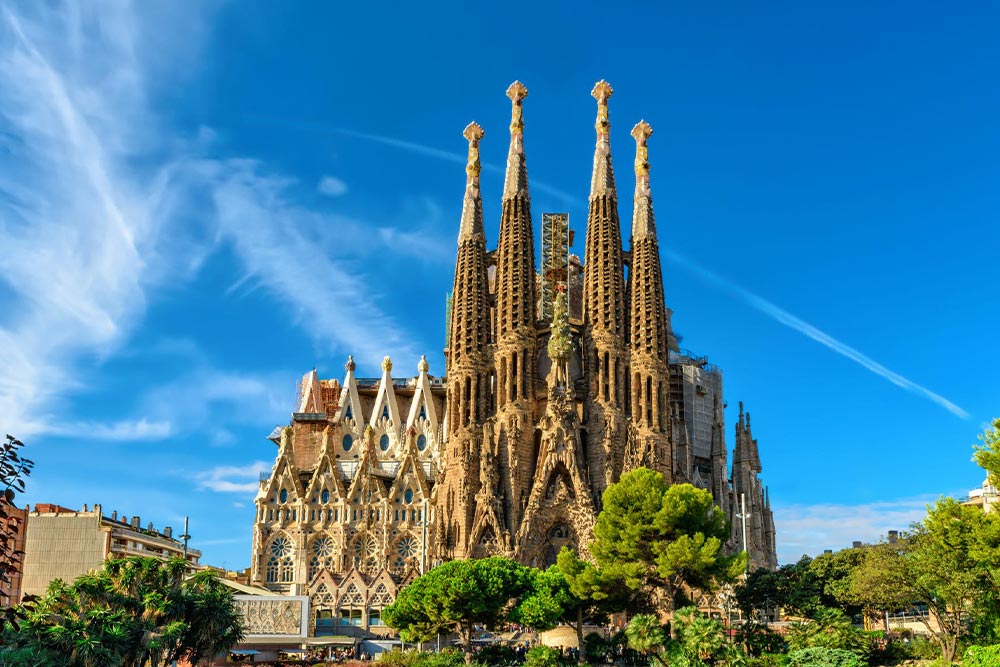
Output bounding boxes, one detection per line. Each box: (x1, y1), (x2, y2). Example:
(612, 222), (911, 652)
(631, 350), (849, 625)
(304, 636), (358, 646)
(230, 650), (260, 655)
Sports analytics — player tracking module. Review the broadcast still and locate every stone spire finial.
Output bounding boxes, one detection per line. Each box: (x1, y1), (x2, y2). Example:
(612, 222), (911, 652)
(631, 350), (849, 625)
(345, 355), (356, 373)
(592, 80), (613, 142)
(458, 122), (486, 242)
(502, 81), (529, 200)
(382, 356), (393, 373)
(589, 80), (617, 198)
(631, 120), (656, 240)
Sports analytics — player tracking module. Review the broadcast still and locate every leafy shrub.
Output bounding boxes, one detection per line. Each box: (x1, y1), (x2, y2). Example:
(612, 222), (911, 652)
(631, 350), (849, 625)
(376, 649), (476, 667)
(475, 643), (521, 666)
(896, 635), (940, 660)
(785, 647), (865, 667)
(743, 655), (783, 667)
(524, 646), (561, 667)
(736, 621), (786, 657)
(785, 608), (868, 658)
(963, 644), (1000, 667)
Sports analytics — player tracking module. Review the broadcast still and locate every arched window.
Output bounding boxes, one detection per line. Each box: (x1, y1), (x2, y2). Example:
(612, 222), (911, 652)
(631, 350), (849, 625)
(379, 434), (390, 451)
(267, 536), (294, 583)
(321, 489), (330, 504)
(417, 434), (427, 451)
(394, 536), (418, 570)
(352, 535), (380, 570)
(404, 489), (414, 504)
(279, 488), (288, 503)
(308, 536), (335, 580)
(342, 434), (353, 451)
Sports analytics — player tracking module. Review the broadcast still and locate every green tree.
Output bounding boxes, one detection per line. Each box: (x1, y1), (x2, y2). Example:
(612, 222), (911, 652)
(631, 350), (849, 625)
(0, 435), (34, 631)
(383, 557), (531, 665)
(624, 614), (669, 667)
(785, 607), (867, 657)
(973, 417), (1000, 487)
(590, 468), (744, 616)
(0, 556), (243, 666)
(517, 548), (627, 665)
(785, 646), (866, 667)
(846, 498), (1000, 662)
(806, 549), (867, 619)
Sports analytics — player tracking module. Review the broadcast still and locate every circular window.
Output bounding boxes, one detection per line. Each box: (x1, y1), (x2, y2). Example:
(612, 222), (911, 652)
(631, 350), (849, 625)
(342, 434), (353, 451)
(417, 434), (427, 451)
(321, 489), (330, 503)
(270, 536), (292, 558)
(379, 434), (390, 451)
(397, 537), (418, 558)
(404, 489), (414, 504)
(312, 536), (334, 557)
(279, 488), (288, 503)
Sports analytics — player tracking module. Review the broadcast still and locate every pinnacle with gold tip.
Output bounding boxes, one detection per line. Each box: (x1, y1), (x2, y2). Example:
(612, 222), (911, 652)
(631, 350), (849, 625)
(632, 120), (653, 179)
(592, 80), (614, 140)
(463, 121), (485, 179)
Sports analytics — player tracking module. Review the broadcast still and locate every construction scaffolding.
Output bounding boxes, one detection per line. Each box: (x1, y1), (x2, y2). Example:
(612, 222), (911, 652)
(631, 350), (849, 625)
(540, 213), (572, 321)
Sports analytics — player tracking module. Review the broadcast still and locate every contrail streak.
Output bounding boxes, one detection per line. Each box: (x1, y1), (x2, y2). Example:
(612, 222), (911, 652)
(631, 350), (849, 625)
(333, 128), (579, 204)
(246, 117), (580, 205)
(247, 117), (966, 418)
(665, 250), (969, 419)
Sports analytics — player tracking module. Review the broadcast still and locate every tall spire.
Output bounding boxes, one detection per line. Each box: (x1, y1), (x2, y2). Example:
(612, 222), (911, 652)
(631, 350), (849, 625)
(590, 80), (616, 198)
(458, 122), (486, 242)
(440, 121), (494, 559)
(628, 119), (669, 360)
(503, 81), (529, 200)
(583, 80), (628, 497)
(494, 80), (537, 351)
(493, 81), (538, 536)
(631, 120), (656, 240)
(447, 122), (491, 371)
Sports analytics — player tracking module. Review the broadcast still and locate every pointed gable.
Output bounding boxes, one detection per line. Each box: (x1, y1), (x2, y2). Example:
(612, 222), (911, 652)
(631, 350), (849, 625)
(335, 356), (365, 425)
(405, 356), (439, 433)
(369, 356), (402, 430)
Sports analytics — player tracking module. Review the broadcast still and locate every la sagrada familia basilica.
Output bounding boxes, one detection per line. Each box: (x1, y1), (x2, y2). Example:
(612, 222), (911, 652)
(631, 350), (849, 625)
(250, 81), (777, 634)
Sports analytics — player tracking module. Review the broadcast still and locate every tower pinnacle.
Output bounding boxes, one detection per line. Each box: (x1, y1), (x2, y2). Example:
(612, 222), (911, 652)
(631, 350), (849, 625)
(631, 120), (656, 240)
(503, 81), (529, 200)
(458, 122), (486, 242)
(590, 80), (616, 199)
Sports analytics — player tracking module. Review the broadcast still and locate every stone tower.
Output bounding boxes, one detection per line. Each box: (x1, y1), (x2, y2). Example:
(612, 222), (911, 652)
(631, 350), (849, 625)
(438, 122), (492, 559)
(582, 81), (629, 502)
(248, 81), (781, 638)
(488, 82), (538, 549)
(624, 120), (672, 478)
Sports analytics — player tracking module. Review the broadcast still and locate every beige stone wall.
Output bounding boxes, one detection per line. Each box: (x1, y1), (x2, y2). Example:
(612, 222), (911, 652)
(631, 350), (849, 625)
(22, 514), (106, 597)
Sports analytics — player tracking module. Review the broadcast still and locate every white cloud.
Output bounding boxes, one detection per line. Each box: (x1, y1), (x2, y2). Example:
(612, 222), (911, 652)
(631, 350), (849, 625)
(317, 175), (347, 197)
(45, 418), (174, 442)
(197, 461), (272, 494)
(773, 496), (938, 564)
(0, 2), (425, 438)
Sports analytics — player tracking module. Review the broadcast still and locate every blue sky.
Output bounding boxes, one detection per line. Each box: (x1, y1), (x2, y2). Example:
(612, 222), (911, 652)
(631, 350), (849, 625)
(1, 1), (998, 569)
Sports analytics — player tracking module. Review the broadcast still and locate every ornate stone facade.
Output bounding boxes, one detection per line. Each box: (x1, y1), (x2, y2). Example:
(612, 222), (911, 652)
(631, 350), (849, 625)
(250, 81), (778, 636)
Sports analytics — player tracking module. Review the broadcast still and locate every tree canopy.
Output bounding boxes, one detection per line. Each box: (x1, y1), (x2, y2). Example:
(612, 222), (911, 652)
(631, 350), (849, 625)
(0, 556), (243, 667)
(382, 557), (531, 665)
(973, 417), (1000, 487)
(590, 468), (744, 611)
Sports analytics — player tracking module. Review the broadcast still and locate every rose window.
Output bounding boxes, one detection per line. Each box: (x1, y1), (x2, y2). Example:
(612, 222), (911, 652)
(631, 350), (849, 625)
(270, 536), (293, 558)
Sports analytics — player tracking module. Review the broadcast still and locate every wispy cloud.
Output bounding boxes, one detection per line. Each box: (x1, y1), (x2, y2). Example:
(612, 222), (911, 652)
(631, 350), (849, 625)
(256, 121), (580, 205)
(317, 175), (348, 197)
(197, 461), (272, 494)
(665, 251), (969, 419)
(45, 418), (174, 442)
(773, 496), (943, 564)
(0, 2), (426, 436)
